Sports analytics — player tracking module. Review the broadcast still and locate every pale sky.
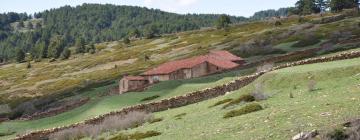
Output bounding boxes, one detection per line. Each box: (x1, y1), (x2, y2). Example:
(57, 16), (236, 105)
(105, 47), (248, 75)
(0, 0), (298, 17)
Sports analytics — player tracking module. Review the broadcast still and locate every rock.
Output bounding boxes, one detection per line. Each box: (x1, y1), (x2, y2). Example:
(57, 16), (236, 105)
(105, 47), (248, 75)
(292, 130), (318, 140)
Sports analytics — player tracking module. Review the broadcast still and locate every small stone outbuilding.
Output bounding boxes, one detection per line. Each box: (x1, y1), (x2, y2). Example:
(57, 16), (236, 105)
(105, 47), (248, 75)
(119, 76), (149, 94)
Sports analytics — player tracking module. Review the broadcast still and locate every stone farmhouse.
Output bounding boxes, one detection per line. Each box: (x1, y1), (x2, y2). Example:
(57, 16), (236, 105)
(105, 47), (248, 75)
(119, 50), (245, 94)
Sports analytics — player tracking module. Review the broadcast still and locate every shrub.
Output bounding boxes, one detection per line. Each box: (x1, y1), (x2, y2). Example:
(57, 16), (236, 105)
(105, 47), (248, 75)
(50, 111), (153, 140)
(222, 94), (255, 109)
(149, 118), (163, 124)
(0, 131), (16, 137)
(174, 113), (186, 120)
(326, 128), (348, 140)
(129, 131), (162, 140)
(110, 131), (162, 140)
(308, 79), (317, 92)
(250, 82), (270, 101)
(140, 95), (160, 102)
(209, 99), (233, 108)
(256, 63), (274, 73)
(223, 103), (263, 118)
(275, 21), (282, 26)
(291, 35), (320, 48)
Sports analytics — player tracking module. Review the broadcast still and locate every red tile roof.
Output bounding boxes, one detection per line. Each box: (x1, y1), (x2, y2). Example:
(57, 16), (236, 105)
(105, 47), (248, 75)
(123, 76), (147, 81)
(142, 50), (243, 76)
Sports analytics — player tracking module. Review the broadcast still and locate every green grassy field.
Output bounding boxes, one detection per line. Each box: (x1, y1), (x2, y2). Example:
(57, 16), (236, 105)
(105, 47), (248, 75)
(0, 68), (254, 139)
(101, 57), (360, 140)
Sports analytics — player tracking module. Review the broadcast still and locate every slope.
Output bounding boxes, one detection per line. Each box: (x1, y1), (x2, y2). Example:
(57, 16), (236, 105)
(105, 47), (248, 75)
(105, 57), (360, 140)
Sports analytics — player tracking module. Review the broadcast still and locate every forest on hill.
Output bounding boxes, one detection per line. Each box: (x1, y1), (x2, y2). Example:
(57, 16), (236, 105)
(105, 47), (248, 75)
(0, 4), (247, 61)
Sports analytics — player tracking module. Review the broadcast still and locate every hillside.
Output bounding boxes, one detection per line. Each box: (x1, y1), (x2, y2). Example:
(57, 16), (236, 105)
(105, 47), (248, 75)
(107, 56), (360, 140)
(0, 9), (359, 139)
(0, 11), (360, 119)
(0, 4), (246, 60)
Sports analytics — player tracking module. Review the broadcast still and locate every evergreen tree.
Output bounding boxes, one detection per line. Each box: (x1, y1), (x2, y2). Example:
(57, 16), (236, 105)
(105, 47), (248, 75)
(330, 0), (358, 12)
(75, 37), (86, 53)
(61, 48), (71, 59)
(144, 25), (158, 39)
(47, 35), (65, 58)
(129, 29), (140, 39)
(296, 0), (321, 15)
(123, 37), (130, 44)
(216, 15), (231, 29)
(16, 49), (25, 63)
(86, 43), (95, 53)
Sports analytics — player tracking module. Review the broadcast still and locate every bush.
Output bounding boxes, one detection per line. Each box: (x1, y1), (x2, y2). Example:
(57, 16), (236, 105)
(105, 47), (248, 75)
(174, 113), (186, 120)
(222, 94), (255, 109)
(50, 111), (153, 140)
(129, 131), (162, 140)
(149, 118), (163, 124)
(251, 82), (270, 101)
(223, 103), (263, 118)
(209, 99), (233, 108)
(291, 35), (320, 48)
(140, 95), (160, 102)
(326, 129), (348, 140)
(308, 79), (317, 92)
(110, 131), (162, 140)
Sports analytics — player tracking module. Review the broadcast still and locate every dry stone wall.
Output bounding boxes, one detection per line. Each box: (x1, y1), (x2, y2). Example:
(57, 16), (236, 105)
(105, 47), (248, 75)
(19, 98), (90, 121)
(14, 50), (360, 140)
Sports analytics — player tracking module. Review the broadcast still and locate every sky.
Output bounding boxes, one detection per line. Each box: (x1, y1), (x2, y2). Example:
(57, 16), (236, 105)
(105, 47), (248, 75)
(0, 0), (299, 17)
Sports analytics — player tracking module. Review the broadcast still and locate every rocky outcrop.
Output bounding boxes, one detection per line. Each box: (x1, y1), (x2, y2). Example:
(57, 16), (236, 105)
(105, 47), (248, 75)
(14, 50), (360, 140)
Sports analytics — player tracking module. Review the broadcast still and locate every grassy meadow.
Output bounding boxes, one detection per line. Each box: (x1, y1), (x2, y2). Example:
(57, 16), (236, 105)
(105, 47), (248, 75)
(101, 57), (360, 140)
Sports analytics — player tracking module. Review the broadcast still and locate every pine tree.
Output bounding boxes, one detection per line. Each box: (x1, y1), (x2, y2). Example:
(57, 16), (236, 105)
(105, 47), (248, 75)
(123, 37), (130, 44)
(61, 48), (71, 59)
(75, 37), (86, 53)
(47, 36), (65, 58)
(216, 15), (231, 29)
(16, 49), (25, 63)
(330, 0), (358, 12)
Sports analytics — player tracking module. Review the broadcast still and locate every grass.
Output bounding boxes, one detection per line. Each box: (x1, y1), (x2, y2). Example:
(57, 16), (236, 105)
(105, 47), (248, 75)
(0, 67), (254, 139)
(113, 57), (360, 140)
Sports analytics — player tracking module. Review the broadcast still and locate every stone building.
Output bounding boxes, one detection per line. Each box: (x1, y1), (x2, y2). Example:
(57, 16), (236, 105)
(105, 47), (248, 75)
(119, 50), (244, 94)
(119, 76), (149, 94)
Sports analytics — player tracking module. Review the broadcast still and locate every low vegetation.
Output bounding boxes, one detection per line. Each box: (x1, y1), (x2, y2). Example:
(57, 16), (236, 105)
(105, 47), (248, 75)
(148, 118), (164, 124)
(223, 103), (263, 118)
(49, 111), (152, 140)
(222, 94), (255, 109)
(174, 113), (187, 120)
(140, 95), (160, 102)
(109, 131), (161, 140)
(209, 99), (233, 108)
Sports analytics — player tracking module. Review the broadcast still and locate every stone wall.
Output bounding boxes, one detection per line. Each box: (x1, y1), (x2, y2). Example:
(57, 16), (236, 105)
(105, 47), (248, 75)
(19, 98), (90, 121)
(14, 50), (360, 140)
